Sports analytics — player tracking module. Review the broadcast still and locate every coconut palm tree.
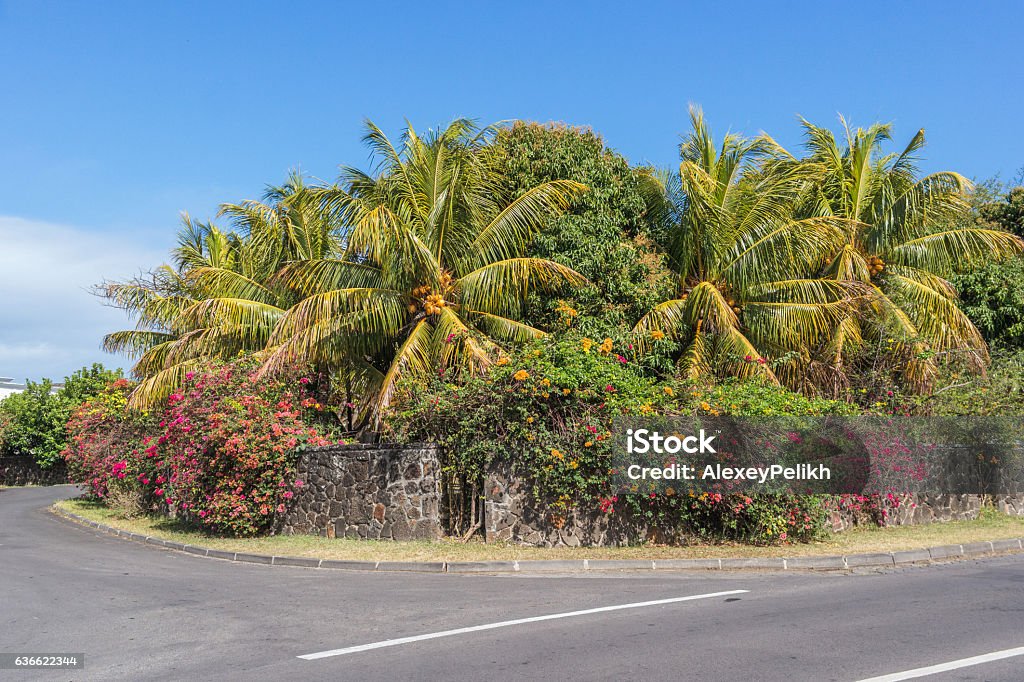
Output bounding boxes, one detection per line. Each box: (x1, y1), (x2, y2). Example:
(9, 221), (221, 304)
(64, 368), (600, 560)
(102, 174), (344, 407)
(263, 119), (587, 427)
(791, 118), (1024, 390)
(633, 107), (859, 387)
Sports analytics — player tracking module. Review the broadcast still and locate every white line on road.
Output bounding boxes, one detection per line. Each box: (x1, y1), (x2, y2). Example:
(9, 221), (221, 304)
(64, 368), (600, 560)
(298, 589), (748, 660)
(857, 646), (1024, 681)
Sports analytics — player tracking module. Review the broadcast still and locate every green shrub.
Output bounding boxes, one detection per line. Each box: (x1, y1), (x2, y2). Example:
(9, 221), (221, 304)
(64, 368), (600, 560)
(919, 349), (1024, 416)
(488, 122), (676, 342)
(953, 257), (1024, 349)
(387, 336), (860, 544)
(0, 363), (122, 467)
(387, 334), (669, 505)
(685, 378), (860, 417)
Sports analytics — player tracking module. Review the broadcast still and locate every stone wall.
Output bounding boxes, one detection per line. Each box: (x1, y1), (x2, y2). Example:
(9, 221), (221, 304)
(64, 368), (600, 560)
(0, 456), (68, 486)
(280, 443), (443, 541)
(484, 462), (654, 547)
(828, 493), (1024, 532)
(486, 460), (1024, 547)
(278, 444), (1024, 546)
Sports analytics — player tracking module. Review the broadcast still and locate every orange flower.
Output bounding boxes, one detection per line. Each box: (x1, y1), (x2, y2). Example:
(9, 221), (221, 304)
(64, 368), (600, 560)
(513, 370), (530, 381)
(651, 330), (665, 341)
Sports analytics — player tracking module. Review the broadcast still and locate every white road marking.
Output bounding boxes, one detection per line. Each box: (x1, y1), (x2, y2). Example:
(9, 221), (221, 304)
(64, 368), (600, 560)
(298, 589), (748, 660)
(857, 646), (1024, 681)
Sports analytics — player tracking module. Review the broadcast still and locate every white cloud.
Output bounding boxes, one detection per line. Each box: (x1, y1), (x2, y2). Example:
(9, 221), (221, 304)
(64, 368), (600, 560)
(0, 216), (168, 382)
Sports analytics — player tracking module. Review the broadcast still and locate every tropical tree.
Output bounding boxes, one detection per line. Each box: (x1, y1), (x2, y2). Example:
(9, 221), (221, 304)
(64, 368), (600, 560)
(790, 119), (1024, 390)
(632, 107), (859, 388)
(262, 119), (587, 427)
(102, 174), (343, 406)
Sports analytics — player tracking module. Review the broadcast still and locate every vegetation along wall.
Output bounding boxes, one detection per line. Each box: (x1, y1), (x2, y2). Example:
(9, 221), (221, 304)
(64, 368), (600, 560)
(279, 445), (1024, 547)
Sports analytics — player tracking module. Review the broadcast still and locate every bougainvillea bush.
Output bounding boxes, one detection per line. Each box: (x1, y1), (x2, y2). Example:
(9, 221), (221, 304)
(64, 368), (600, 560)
(63, 378), (154, 504)
(387, 334), (863, 544)
(64, 358), (342, 536)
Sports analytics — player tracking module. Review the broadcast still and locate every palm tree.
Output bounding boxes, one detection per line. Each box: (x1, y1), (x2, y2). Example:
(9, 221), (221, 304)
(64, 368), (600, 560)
(262, 119), (587, 427)
(791, 118), (1024, 390)
(633, 107), (859, 387)
(102, 174), (344, 407)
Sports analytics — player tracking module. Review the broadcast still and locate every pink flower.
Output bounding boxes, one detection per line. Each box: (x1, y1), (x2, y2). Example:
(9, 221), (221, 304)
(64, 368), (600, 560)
(605, 384), (616, 392)
(283, 491), (294, 499)
(294, 480), (304, 487)
(185, 372), (194, 380)
(299, 377), (311, 385)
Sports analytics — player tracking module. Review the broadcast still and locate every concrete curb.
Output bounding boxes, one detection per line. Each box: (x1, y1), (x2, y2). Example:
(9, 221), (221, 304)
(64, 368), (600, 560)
(52, 506), (1024, 575)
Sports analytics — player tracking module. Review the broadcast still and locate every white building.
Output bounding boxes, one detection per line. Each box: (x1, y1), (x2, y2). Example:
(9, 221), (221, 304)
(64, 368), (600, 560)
(0, 377), (63, 401)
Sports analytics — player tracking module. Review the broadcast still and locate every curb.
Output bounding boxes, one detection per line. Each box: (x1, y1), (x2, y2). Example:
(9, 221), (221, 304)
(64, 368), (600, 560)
(52, 507), (1024, 575)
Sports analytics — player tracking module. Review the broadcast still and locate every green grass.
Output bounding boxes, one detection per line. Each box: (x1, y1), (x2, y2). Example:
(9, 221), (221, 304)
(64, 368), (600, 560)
(56, 498), (1024, 562)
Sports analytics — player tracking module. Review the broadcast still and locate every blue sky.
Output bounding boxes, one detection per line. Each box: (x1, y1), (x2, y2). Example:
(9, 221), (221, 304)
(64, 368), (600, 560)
(1, 0), (1021, 381)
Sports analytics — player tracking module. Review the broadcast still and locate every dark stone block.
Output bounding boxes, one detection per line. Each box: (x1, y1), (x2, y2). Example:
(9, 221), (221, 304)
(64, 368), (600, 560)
(391, 516), (412, 541)
(320, 559), (378, 571)
(272, 555), (320, 568)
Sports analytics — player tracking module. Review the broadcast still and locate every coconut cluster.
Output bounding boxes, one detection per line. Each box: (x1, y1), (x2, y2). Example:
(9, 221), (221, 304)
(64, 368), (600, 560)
(409, 272), (455, 316)
(867, 255), (885, 277)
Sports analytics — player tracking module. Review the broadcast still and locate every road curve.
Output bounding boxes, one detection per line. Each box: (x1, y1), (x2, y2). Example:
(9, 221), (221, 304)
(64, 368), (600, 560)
(2, 485), (1023, 681)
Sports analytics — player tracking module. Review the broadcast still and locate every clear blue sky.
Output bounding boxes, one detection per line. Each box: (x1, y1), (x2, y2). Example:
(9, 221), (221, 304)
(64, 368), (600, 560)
(1, 0), (1021, 381)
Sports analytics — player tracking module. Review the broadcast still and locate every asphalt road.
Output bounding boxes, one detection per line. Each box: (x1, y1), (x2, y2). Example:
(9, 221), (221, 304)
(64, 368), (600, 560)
(1, 485), (1023, 682)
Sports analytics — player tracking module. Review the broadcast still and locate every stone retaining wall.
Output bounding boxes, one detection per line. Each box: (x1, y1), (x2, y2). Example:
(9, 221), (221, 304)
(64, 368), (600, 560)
(0, 456), (68, 486)
(277, 444), (1024, 547)
(486, 461), (1024, 547)
(828, 493), (1024, 532)
(483, 462), (652, 547)
(280, 443), (443, 541)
